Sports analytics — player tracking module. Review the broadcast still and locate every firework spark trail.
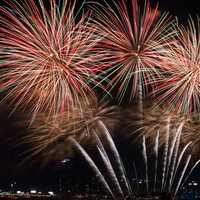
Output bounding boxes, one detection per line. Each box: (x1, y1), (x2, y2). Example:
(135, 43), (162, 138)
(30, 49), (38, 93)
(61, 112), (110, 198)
(67, 121), (200, 199)
(173, 155), (191, 198)
(168, 125), (182, 191)
(161, 117), (170, 191)
(98, 120), (133, 196)
(154, 130), (159, 193)
(94, 133), (124, 197)
(68, 137), (115, 198)
(168, 142), (192, 192)
(129, 105), (200, 194)
(97, 147), (123, 195)
(138, 81), (144, 123)
(179, 159), (200, 195)
(0, 0), (103, 121)
(142, 135), (149, 193)
(89, 0), (175, 103)
(163, 122), (184, 190)
(153, 17), (200, 116)
(147, 121), (199, 196)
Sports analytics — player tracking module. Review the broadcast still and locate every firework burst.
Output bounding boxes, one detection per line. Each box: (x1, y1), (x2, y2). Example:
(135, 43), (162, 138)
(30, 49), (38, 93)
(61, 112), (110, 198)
(89, 0), (175, 104)
(20, 100), (120, 164)
(128, 102), (200, 158)
(127, 102), (185, 139)
(70, 121), (200, 199)
(0, 0), (102, 121)
(153, 17), (200, 116)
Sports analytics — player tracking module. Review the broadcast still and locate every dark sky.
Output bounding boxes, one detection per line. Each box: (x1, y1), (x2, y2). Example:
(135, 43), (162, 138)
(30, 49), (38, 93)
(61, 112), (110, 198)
(153, 0), (199, 15)
(0, 0), (200, 189)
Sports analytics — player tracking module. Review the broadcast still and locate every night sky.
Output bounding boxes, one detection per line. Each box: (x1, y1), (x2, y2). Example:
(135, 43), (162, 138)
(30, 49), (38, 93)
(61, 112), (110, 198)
(0, 0), (200, 190)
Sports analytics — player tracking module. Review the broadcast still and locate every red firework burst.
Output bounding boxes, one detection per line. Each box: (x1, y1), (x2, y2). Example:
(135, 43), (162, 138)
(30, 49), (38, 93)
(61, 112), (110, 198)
(153, 17), (200, 115)
(90, 0), (175, 103)
(0, 0), (102, 121)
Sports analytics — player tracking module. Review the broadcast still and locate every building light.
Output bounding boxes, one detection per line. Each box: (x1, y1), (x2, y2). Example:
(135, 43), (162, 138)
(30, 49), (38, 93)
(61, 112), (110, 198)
(193, 182), (198, 186)
(30, 190), (37, 194)
(48, 191), (54, 196)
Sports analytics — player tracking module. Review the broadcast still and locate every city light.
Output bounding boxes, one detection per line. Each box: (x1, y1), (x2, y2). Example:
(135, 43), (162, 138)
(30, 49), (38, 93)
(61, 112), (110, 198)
(48, 191), (54, 196)
(30, 190), (37, 194)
